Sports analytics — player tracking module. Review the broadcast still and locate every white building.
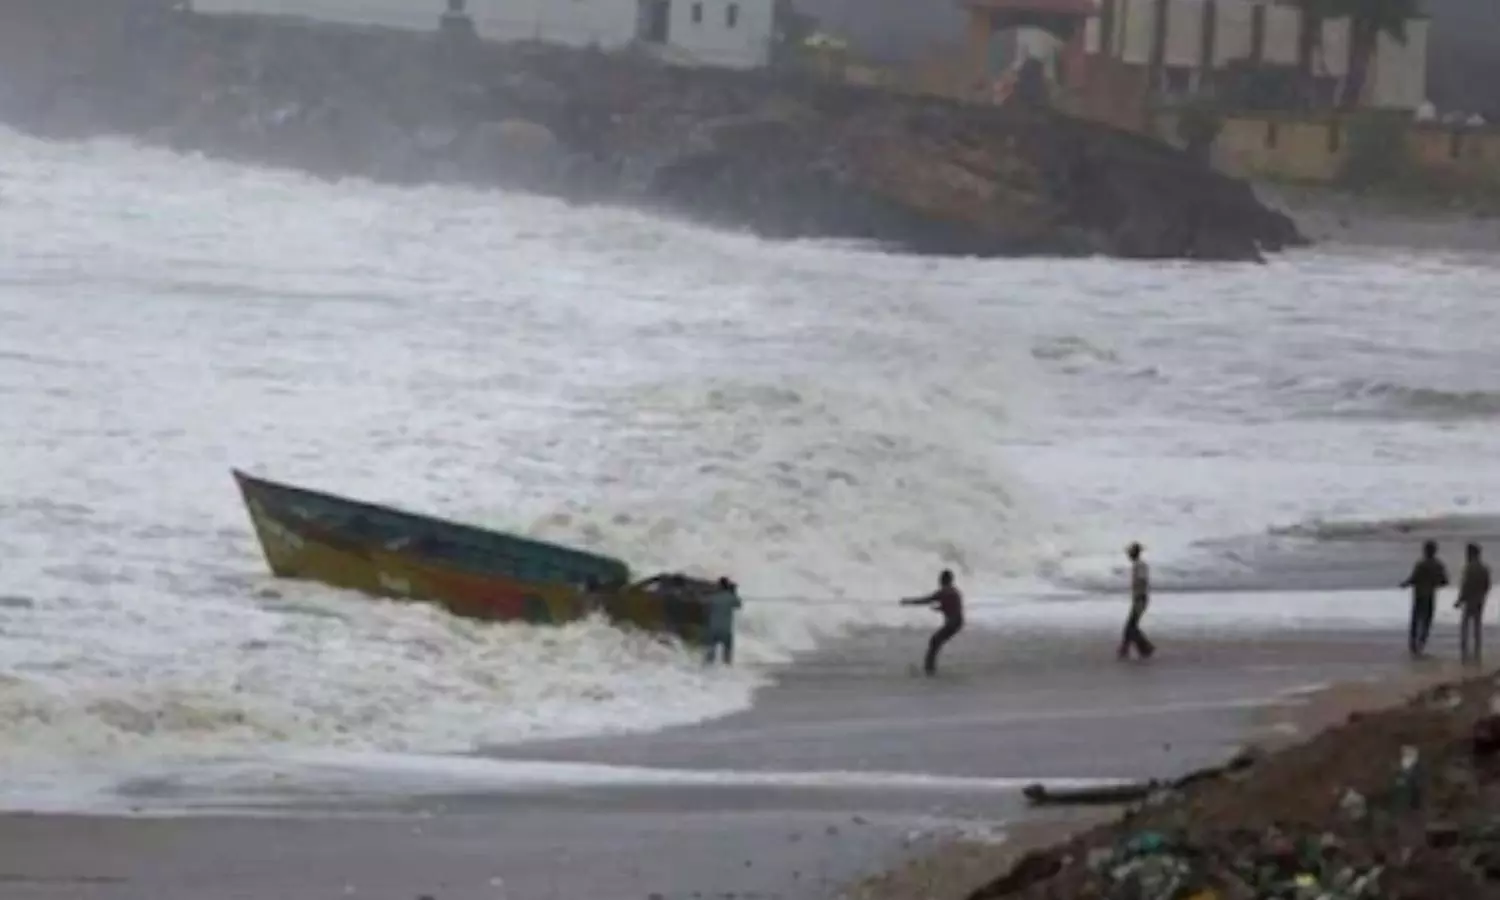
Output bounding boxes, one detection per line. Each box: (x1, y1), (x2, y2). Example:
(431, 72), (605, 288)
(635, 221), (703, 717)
(1080, 0), (1429, 110)
(975, 0), (1428, 111)
(185, 0), (776, 68)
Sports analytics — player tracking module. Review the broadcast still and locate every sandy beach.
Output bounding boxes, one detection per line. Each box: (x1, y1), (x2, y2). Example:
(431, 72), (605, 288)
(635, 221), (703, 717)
(0, 622), (1460, 900)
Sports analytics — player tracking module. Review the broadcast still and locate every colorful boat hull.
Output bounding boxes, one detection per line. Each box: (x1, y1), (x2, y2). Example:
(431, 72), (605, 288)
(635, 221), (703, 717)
(232, 469), (711, 643)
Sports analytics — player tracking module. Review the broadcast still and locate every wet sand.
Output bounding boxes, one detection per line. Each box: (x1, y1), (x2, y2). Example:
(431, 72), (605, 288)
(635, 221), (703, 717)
(0, 623), (1464, 900)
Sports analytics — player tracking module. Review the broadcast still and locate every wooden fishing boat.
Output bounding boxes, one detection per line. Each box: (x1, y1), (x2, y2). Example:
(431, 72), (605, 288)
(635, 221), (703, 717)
(232, 469), (716, 645)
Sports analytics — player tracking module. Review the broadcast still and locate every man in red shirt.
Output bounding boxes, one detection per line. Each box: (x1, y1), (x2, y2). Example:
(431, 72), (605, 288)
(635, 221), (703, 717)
(901, 569), (964, 676)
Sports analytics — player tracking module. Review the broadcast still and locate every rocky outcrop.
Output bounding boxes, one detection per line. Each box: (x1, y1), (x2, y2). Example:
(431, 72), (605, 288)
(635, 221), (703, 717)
(0, 3), (1305, 261)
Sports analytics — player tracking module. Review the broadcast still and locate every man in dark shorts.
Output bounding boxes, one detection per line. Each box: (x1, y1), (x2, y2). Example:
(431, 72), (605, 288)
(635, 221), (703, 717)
(901, 569), (964, 676)
(1401, 540), (1449, 657)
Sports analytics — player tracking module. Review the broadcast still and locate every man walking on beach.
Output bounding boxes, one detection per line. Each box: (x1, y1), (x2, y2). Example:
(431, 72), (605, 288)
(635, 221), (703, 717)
(1457, 543), (1491, 665)
(704, 577), (742, 666)
(1119, 542), (1155, 661)
(901, 569), (964, 676)
(1401, 540), (1449, 657)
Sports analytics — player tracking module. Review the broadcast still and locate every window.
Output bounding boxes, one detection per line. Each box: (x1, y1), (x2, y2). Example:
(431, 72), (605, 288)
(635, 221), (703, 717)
(691, 2), (702, 24)
(726, 2), (739, 27)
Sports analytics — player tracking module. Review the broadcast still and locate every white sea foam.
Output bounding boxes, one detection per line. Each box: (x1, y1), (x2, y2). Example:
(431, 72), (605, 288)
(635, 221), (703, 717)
(2, 124), (1500, 785)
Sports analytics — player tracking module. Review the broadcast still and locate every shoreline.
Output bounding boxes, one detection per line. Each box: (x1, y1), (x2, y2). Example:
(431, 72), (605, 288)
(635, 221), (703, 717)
(0, 624), (1445, 899)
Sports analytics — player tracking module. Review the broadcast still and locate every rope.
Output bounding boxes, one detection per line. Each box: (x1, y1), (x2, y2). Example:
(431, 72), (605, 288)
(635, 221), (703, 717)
(735, 594), (1098, 608)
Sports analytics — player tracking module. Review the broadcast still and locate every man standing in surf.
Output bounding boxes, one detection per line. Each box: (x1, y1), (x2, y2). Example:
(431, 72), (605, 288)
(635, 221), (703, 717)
(1118, 542), (1155, 660)
(1401, 540), (1449, 657)
(901, 569), (964, 676)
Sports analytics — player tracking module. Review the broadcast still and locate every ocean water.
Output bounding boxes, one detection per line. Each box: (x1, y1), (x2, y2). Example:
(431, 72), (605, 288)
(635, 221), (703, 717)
(2, 127), (1499, 791)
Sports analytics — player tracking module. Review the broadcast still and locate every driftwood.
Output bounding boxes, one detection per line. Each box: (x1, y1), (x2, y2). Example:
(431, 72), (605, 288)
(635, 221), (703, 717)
(1021, 747), (1262, 808)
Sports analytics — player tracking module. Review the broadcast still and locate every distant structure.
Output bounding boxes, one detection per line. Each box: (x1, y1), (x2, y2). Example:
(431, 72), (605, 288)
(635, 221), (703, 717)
(184, 0), (777, 68)
(952, 0), (1428, 129)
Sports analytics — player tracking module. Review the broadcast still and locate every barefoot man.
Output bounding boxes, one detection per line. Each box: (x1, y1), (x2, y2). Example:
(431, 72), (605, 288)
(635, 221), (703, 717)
(1118, 542), (1155, 660)
(900, 569), (964, 676)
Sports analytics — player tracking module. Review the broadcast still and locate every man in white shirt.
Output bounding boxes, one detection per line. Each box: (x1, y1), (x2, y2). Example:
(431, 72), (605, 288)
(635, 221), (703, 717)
(1118, 542), (1156, 660)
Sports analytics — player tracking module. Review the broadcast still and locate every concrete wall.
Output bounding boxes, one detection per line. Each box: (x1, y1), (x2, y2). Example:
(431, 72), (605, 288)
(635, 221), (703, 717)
(665, 0), (774, 68)
(1366, 19), (1429, 111)
(1318, 18), (1349, 79)
(1209, 112), (1500, 185)
(1408, 124), (1500, 180)
(1162, 0), (1203, 69)
(1210, 1), (1252, 66)
(1212, 114), (1347, 181)
(1114, 0), (1154, 65)
(1261, 3), (1298, 66)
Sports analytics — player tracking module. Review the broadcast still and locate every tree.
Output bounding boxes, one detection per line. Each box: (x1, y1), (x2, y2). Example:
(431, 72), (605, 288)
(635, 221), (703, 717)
(1323, 0), (1423, 109)
(770, 0), (818, 67)
(1292, 0), (1336, 107)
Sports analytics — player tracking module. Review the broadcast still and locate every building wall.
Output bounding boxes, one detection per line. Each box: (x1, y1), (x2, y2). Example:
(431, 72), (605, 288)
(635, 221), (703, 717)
(1080, 0), (1428, 110)
(1162, 1), (1203, 69)
(468, 0), (637, 47)
(1408, 124), (1500, 181)
(1114, 0), (1154, 65)
(1261, 3), (1298, 66)
(1068, 53), (1152, 133)
(1318, 18), (1350, 78)
(1211, 114), (1347, 181)
(1211, 1), (1253, 66)
(665, 0), (774, 68)
(1366, 19), (1429, 111)
(1209, 112), (1500, 186)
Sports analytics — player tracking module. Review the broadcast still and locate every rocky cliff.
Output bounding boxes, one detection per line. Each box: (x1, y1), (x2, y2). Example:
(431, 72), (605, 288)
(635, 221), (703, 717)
(0, 4), (1304, 261)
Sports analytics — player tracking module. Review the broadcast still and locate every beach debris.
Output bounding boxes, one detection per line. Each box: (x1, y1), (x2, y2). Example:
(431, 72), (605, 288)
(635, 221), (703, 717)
(965, 673), (1500, 900)
(1024, 751), (1263, 809)
(1338, 786), (1368, 823)
(1392, 745), (1423, 810)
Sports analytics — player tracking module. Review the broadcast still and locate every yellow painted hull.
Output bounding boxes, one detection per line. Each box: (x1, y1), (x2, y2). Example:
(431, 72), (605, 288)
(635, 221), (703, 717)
(233, 470), (710, 642)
